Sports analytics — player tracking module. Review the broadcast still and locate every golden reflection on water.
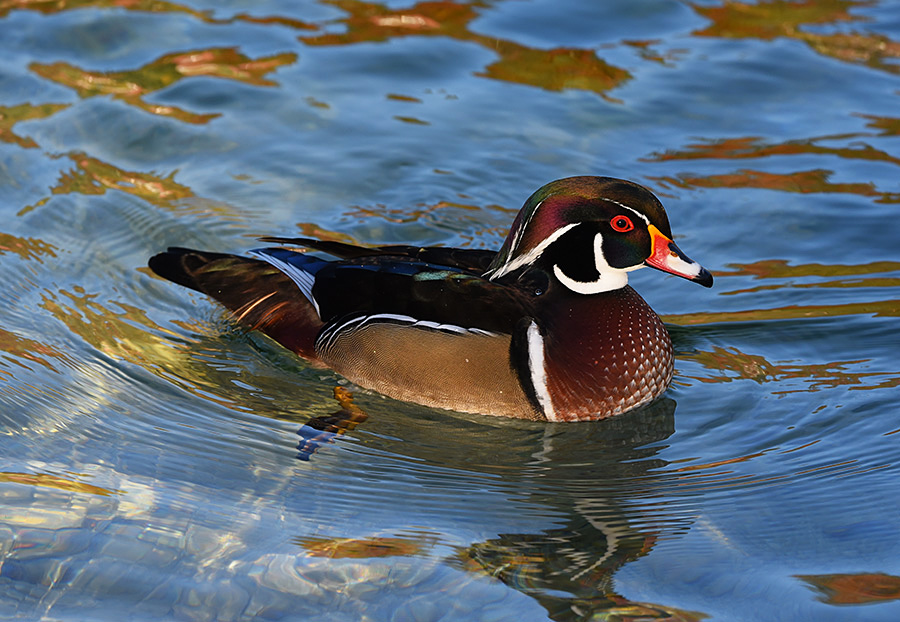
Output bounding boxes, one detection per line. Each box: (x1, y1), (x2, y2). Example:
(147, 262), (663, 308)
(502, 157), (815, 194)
(718, 259), (900, 280)
(0, 327), (68, 375)
(0, 471), (119, 496)
(713, 260), (900, 295)
(643, 135), (900, 168)
(52, 152), (191, 203)
(302, 0), (631, 98)
(692, 0), (900, 76)
(35, 283), (337, 417)
(680, 345), (900, 392)
(691, 0), (864, 40)
(297, 534), (431, 559)
(19, 152), (244, 218)
(0, 0), (211, 20)
(0, 0), (319, 28)
(649, 1), (900, 209)
(797, 572), (900, 605)
(858, 113), (900, 136)
(0, 102), (70, 149)
(30, 48), (297, 124)
(664, 298), (900, 325)
(652, 169), (900, 203)
(0, 231), (57, 261)
(40, 286), (190, 372)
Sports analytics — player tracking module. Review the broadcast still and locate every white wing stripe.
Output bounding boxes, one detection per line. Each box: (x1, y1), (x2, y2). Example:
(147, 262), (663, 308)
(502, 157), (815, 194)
(248, 249), (320, 315)
(316, 313), (501, 353)
(487, 222), (578, 280)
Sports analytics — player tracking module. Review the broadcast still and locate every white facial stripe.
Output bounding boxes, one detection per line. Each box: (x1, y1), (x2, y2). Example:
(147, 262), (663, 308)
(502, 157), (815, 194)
(489, 194), (655, 281)
(487, 222), (578, 280)
(597, 197), (650, 225)
(552, 232), (629, 294)
(553, 264), (628, 294)
(526, 321), (556, 421)
(594, 231), (608, 273)
(506, 198), (544, 260)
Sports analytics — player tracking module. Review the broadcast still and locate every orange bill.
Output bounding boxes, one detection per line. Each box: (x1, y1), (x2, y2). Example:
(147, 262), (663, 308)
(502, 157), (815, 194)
(645, 225), (713, 287)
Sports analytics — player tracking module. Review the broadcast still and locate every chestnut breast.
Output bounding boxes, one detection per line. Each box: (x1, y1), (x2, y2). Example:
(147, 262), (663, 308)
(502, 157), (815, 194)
(538, 286), (673, 422)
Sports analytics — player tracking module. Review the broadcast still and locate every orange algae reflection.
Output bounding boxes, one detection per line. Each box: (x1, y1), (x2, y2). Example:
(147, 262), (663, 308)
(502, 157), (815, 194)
(797, 572), (900, 605)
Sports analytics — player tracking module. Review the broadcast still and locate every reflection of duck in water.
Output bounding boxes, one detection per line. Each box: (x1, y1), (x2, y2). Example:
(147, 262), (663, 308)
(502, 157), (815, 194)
(296, 396), (706, 621)
(150, 177), (711, 422)
(456, 399), (705, 621)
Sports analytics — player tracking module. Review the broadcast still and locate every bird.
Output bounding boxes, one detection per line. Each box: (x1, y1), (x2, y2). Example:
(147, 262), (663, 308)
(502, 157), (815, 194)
(149, 176), (712, 422)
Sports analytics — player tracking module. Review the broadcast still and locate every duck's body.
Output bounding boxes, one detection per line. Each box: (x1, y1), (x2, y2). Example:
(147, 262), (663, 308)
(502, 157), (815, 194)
(150, 177), (712, 421)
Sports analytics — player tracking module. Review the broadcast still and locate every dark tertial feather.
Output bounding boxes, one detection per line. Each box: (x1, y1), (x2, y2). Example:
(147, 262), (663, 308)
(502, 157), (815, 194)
(252, 248), (536, 334)
(259, 237), (496, 274)
(149, 248), (324, 359)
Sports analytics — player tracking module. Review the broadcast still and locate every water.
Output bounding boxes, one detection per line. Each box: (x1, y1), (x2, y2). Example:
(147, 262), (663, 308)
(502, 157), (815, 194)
(2, 0), (900, 620)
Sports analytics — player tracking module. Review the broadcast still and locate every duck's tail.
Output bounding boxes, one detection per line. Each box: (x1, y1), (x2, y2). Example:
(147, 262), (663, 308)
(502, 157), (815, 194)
(149, 248), (323, 361)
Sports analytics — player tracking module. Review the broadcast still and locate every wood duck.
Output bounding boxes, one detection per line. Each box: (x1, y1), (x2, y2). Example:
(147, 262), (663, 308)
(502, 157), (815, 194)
(149, 176), (712, 421)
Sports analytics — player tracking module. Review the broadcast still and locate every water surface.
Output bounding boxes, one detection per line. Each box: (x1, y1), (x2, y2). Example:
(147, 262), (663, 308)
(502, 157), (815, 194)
(2, 1), (900, 620)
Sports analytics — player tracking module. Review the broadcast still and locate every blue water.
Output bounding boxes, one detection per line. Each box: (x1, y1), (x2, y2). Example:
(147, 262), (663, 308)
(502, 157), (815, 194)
(2, 1), (900, 620)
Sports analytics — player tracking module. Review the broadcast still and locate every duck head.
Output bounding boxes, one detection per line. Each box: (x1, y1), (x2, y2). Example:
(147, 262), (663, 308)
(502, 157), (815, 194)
(485, 176), (713, 293)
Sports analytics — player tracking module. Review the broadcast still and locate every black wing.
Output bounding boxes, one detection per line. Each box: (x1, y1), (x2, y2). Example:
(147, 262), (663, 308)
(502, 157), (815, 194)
(259, 236), (496, 275)
(252, 246), (535, 335)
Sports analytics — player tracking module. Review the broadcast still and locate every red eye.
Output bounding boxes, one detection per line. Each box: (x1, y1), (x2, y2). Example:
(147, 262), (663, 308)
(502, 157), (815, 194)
(610, 215), (634, 232)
